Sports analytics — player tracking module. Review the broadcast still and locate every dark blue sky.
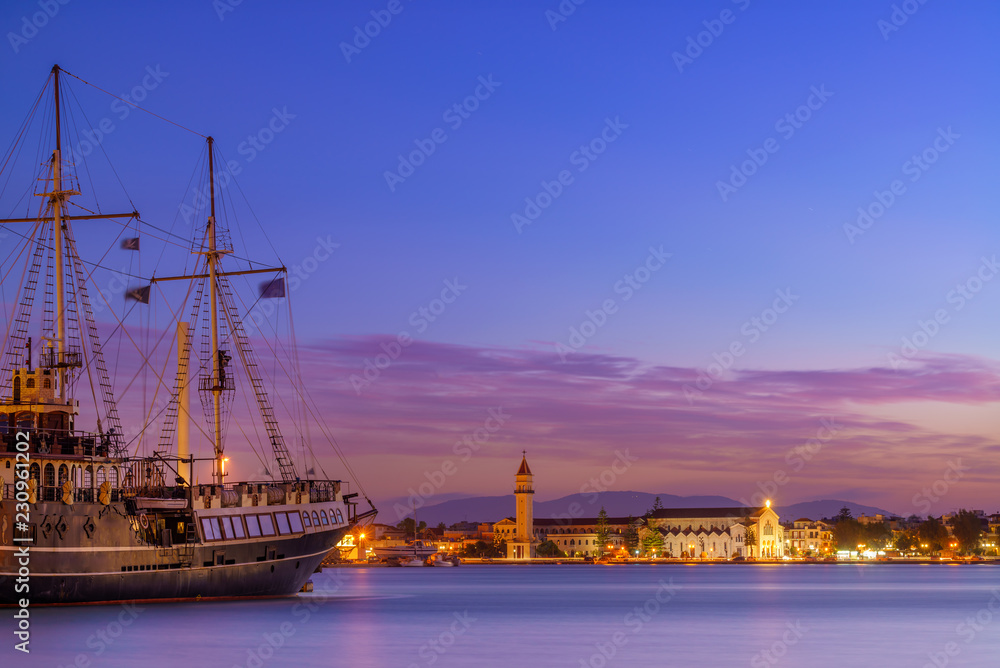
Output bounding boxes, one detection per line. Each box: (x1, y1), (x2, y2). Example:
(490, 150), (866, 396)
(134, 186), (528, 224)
(2, 1), (999, 510)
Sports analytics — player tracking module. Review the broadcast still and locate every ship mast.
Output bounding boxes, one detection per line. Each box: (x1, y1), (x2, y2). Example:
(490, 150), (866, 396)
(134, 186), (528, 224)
(49, 65), (76, 400)
(206, 137), (226, 485)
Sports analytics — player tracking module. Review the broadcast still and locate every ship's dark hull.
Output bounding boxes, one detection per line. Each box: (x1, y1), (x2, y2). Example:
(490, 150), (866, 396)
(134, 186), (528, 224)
(1, 499), (352, 605)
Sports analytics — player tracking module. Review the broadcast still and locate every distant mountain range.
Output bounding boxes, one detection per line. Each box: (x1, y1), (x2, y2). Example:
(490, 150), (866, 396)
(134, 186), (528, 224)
(391, 491), (897, 526)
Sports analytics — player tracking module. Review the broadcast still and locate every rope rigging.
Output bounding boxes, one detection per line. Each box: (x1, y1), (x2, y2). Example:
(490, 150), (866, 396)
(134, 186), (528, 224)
(0, 67), (372, 510)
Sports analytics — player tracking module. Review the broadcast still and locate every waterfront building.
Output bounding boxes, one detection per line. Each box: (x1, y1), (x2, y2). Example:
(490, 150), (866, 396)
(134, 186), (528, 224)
(492, 517), (517, 544)
(786, 518), (833, 555)
(534, 517), (636, 557)
(644, 505), (784, 558)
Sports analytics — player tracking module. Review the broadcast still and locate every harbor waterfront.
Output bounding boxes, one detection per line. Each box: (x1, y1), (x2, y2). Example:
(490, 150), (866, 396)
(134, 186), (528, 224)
(2, 564), (998, 667)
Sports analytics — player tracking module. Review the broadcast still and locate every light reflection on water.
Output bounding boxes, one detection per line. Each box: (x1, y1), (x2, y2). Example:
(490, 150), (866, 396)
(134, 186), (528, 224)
(5, 564), (1000, 667)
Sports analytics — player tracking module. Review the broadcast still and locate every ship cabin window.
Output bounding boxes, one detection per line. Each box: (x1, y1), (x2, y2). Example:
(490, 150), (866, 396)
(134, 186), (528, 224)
(26, 378), (35, 389)
(44, 463), (55, 487)
(302, 512), (311, 528)
(220, 516), (236, 540)
(231, 516), (246, 539)
(274, 512), (291, 535)
(201, 517), (220, 541)
(43, 378), (51, 389)
(335, 509), (344, 524)
(319, 510), (330, 526)
(288, 511), (304, 533)
(312, 511), (320, 526)
(246, 515), (261, 538)
(258, 514), (276, 536)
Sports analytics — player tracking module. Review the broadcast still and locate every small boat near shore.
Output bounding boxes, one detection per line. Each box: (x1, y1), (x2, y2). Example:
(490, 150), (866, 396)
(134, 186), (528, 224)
(372, 539), (437, 561)
(428, 553), (460, 567)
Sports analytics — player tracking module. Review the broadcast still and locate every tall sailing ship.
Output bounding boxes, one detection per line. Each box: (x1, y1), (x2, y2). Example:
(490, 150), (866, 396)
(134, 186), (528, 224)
(0, 66), (375, 604)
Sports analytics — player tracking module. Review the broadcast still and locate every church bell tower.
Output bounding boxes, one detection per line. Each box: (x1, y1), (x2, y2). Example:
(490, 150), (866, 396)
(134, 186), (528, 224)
(508, 451), (537, 559)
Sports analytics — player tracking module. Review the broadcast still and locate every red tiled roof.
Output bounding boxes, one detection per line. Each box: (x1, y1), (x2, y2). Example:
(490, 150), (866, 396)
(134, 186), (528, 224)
(647, 507), (767, 520)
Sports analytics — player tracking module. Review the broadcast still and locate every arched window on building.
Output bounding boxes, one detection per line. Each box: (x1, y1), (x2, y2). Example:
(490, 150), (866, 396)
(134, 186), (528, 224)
(26, 377), (35, 389)
(764, 521), (773, 536)
(58, 464), (69, 487)
(43, 378), (51, 389)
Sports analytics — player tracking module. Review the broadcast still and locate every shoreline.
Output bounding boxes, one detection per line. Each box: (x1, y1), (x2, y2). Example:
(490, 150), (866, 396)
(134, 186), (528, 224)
(327, 558), (999, 567)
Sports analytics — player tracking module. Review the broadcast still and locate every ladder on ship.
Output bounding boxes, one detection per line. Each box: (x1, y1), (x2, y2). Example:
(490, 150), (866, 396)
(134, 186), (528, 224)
(216, 273), (297, 482)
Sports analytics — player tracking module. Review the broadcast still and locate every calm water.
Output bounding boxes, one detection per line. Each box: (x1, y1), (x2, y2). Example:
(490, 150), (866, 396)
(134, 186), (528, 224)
(5, 564), (1000, 667)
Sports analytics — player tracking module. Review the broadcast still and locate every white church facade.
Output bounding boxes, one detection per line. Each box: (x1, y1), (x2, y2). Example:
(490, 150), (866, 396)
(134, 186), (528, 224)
(643, 505), (784, 559)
